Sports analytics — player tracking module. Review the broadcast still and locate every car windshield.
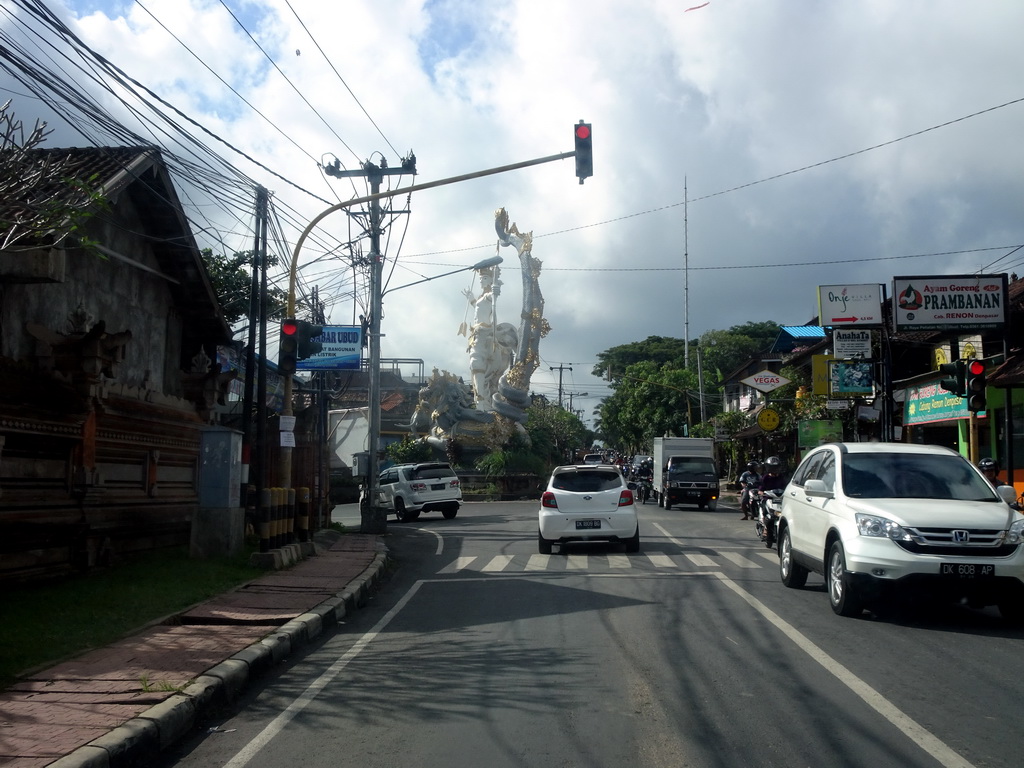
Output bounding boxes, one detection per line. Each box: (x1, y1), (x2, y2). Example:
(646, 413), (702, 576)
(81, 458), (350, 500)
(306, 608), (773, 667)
(552, 469), (622, 492)
(841, 453), (997, 501)
(668, 458), (716, 480)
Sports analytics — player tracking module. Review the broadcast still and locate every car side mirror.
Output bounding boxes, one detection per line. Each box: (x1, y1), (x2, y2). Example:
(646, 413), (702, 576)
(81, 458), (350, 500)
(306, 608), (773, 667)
(996, 485), (1017, 506)
(804, 478), (834, 498)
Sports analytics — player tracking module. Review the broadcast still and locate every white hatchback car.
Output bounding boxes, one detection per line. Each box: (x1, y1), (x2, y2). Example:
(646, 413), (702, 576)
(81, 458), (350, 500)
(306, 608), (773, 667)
(777, 442), (1024, 620)
(538, 465), (640, 553)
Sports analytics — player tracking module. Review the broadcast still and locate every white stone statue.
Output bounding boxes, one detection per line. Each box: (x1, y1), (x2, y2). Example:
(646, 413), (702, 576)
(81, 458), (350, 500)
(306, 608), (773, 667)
(462, 265), (518, 412)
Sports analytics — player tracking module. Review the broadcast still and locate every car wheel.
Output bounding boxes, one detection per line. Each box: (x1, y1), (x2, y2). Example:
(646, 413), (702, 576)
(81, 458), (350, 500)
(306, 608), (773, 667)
(708, 499), (717, 511)
(625, 525), (640, 553)
(657, 492), (663, 508)
(827, 540), (864, 617)
(442, 504), (458, 519)
(779, 527), (808, 588)
(394, 498), (409, 523)
(538, 530), (553, 555)
(664, 498), (672, 510)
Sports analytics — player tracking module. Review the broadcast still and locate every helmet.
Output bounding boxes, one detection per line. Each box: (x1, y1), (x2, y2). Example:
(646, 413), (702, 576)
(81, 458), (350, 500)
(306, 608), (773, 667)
(978, 457), (999, 472)
(747, 461), (758, 470)
(765, 456), (782, 471)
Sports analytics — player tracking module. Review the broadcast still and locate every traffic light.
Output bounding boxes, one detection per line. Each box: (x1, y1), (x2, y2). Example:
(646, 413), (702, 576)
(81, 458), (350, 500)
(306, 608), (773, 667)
(296, 320), (323, 361)
(966, 359), (987, 412)
(938, 360), (966, 397)
(574, 120), (592, 184)
(279, 318), (298, 374)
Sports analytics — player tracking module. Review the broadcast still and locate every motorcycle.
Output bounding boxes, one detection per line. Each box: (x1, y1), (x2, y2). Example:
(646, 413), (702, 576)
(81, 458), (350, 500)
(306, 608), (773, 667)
(739, 481), (759, 518)
(754, 488), (783, 549)
(636, 477), (652, 505)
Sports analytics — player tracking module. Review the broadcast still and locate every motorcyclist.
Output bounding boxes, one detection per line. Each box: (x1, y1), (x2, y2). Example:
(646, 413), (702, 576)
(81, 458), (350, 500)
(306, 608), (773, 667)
(738, 461), (761, 520)
(978, 457), (1022, 510)
(755, 456), (786, 541)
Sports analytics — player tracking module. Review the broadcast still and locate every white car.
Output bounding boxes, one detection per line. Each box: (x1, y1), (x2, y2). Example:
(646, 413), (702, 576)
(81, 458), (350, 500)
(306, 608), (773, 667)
(377, 462), (462, 523)
(538, 465), (640, 554)
(777, 442), (1024, 621)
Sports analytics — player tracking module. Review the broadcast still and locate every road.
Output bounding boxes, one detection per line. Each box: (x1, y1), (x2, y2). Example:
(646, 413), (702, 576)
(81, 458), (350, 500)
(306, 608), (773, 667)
(151, 499), (1024, 768)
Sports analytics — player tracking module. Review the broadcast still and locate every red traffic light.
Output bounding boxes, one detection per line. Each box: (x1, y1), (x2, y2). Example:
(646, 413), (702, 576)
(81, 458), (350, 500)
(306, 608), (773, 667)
(575, 124), (591, 141)
(281, 318), (298, 336)
(968, 360), (985, 376)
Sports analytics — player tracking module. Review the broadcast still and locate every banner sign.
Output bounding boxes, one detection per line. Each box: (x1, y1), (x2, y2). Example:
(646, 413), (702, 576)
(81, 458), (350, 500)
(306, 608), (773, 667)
(741, 369), (791, 393)
(298, 325), (363, 371)
(904, 380), (968, 425)
(833, 329), (872, 359)
(893, 274), (1007, 331)
(798, 419), (843, 448)
(829, 360), (874, 395)
(818, 284), (883, 326)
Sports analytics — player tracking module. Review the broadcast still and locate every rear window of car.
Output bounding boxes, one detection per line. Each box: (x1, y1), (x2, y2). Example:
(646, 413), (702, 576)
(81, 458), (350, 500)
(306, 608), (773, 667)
(411, 465), (456, 480)
(552, 469), (622, 492)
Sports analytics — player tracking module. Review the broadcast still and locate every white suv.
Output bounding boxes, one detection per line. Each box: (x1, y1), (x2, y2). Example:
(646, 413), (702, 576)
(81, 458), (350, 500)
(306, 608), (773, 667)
(538, 465), (640, 554)
(777, 442), (1024, 621)
(377, 462), (462, 523)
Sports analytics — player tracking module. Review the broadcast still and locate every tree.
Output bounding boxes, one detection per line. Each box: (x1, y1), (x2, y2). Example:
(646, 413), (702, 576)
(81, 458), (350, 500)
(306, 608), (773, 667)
(592, 336), (688, 382)
(200, 248), (290, 326)
(0, 102), (108, 254)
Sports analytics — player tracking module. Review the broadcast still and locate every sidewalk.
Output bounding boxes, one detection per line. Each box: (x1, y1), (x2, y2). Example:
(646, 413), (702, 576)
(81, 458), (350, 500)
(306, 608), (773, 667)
(0, 516), (387, 768)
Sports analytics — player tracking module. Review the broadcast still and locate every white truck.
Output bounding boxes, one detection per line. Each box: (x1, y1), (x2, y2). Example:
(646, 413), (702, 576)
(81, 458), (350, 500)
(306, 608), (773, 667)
(652, 437), (719, 511)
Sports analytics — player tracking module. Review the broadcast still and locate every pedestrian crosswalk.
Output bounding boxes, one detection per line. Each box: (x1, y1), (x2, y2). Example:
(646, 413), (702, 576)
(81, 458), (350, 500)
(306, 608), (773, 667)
(439, 549), (779, 575)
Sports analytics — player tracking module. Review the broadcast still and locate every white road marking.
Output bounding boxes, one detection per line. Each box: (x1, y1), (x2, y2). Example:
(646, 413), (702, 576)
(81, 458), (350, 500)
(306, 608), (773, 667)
(482, 555), (514, 572)
(684, 553), (717, 567)
(443, 556), (477, 572)
(720, 552), (760, 569)
(646, 554), (676, 568)
(525, 554), (551, 571)
(607, 554), (632, 569)
(714, 573), (976, 768)
(565, 554), (588, 570)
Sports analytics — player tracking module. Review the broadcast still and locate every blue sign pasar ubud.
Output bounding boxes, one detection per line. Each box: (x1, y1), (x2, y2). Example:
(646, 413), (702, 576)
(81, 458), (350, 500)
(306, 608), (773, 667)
(297, 325), (362, 371)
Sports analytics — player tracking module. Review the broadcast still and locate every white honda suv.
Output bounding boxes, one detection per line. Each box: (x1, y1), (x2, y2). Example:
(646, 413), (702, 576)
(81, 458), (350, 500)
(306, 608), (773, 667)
(777, 442), (1024, 621)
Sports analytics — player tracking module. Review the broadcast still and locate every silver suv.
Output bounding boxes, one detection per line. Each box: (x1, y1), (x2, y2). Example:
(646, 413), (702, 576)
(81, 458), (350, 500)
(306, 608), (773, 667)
(778, 442), (1024, 620)
(377, 462), (462, 523)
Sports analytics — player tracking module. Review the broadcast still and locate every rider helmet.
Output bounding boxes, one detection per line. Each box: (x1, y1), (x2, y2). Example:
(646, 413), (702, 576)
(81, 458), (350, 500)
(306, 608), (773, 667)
(978, 457), (999, 474)
(764, 456), (782, 472)
(747, 461), (758, 470)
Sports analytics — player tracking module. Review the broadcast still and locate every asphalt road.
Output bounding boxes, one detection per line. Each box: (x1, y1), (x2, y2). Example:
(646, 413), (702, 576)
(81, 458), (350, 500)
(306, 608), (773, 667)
(149, 499), (1024, 768)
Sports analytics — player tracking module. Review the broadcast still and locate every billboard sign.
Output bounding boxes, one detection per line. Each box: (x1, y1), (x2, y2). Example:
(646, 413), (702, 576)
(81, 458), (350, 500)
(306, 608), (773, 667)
(893, 274), (1007, 331)
(297, 325), (363, 371)
(741, 369), (791, 393)
(833, 329), (872, 359)
(904, 380), (968, 425)
(818, 284), (883, 327)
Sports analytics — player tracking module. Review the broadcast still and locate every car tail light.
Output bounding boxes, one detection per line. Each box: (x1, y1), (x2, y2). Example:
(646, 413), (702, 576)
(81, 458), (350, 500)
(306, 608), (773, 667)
(619, 489), (634, 506)
(410, 482), (427, 491)
(450, 478), (461, 488)
(542, 491), (559, 509)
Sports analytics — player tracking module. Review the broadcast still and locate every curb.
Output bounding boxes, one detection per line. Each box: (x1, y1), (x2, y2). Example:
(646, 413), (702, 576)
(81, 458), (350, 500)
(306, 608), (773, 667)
(47, 543), (390, 768)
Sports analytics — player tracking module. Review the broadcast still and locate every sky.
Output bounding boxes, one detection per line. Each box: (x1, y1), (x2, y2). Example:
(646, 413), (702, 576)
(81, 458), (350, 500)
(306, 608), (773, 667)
(3, 0), (1024, 427)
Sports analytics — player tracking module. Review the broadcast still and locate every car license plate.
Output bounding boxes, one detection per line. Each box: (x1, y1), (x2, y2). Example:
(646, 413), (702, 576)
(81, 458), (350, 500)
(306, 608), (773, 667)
(431, 483), (445, 490)
(685, 491), (700, 497)
(575, 520), (601, 530)
(941, 563), (994, 579)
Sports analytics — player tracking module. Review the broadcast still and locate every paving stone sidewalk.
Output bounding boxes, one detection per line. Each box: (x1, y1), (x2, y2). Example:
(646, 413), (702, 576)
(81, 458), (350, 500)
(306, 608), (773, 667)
(0, 531), (387, 768)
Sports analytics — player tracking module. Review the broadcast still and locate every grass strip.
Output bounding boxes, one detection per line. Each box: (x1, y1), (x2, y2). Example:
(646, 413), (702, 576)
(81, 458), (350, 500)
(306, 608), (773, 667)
(0, 545), (262, 689)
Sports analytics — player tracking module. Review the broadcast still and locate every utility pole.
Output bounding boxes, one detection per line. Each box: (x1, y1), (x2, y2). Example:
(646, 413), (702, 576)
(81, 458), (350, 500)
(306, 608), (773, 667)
(324, 158), (414, 535)
(550, 364), (572, 408)
(567, 391), (588, 411)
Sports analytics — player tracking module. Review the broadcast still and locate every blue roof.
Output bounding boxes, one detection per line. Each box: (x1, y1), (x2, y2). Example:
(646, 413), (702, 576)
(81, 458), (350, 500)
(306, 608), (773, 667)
(779, 326), (826, 338)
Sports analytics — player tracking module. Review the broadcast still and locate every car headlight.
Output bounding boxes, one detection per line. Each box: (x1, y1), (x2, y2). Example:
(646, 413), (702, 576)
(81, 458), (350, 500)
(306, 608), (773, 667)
(1005, 518), (1024, 545)
(855, 513), (911, 541)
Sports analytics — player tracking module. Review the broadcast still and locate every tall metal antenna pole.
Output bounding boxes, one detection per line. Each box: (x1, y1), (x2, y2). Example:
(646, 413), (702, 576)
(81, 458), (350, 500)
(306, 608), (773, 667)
(684, 177), (689, 368)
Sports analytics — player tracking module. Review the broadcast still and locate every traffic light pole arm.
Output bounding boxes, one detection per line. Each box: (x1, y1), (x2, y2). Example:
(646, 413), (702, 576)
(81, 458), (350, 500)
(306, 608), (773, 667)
(287, 150), (575, 315)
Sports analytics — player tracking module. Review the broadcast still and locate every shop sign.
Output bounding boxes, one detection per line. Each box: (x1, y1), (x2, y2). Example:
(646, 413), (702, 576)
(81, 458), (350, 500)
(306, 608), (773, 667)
(818, 284), (883, 326)
(904, 380), (968, 425)
(893, 274), (1007, 332)
(741, 369), (790, 393)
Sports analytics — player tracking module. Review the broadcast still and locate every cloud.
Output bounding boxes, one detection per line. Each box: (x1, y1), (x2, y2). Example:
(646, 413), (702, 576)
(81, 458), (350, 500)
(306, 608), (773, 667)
(7, 0), (1024, 424)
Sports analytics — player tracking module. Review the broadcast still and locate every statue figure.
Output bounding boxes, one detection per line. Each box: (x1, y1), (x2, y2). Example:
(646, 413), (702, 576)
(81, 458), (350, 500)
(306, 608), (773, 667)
(462, 265), (518, 411)
(407, 368), (492, 451)
(491, 208), (549, 425)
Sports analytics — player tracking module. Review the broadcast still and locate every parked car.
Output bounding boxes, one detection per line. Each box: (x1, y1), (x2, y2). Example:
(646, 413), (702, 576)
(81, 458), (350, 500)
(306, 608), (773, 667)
(538, 465), (640, 554)
(377, 462), (462, 523)
(777, 442), (1024, 621)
